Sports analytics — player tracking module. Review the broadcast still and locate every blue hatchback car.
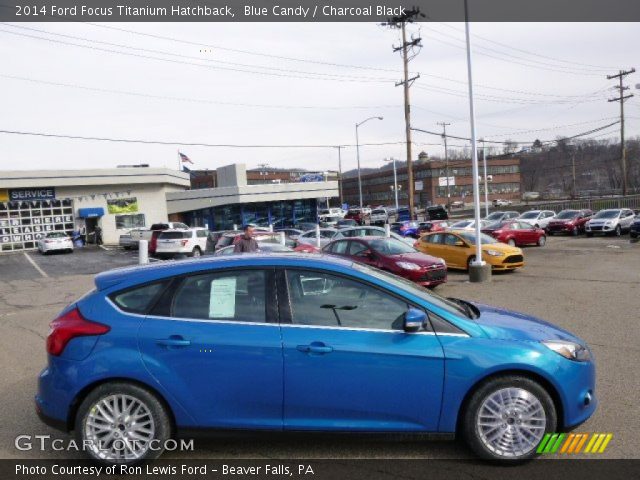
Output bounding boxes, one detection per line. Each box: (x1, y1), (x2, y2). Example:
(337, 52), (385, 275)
(36, 255), (596, 464)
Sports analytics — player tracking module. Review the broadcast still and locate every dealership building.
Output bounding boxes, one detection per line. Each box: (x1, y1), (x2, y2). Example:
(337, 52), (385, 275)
(1, 163), (339, 251)
(167, 164), (339, 230)
(0, 168), (190, 252)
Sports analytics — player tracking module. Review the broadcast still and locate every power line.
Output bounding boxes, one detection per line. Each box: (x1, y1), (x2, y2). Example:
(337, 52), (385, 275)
(0, 27), (393, 84)
(421, 32), (605, 77)
(0, 74), (400, 110)
(436, 23), (615, 72)
(1, 23), (397, 83)
(0, 128), (410, 149)
(411, 121), (621, 146)
(84, 22), (405, 75)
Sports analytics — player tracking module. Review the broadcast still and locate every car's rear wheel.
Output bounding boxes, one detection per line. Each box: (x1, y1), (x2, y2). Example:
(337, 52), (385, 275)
(572, 227), (579, 236)
(75, 382), (171, 465)
(537, 235), (546, 247)
(507, 239), (516, 247)
(462, 375), (556, 462)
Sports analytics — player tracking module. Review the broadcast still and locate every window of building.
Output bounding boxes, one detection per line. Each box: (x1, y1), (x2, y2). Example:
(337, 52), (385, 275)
(115, 214), (146, 230)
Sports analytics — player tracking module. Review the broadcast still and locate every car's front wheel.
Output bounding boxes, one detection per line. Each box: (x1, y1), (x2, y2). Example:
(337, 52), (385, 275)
(507, 239), (516, 247)
(75, 382), (172, 465)
(462, 375), (556, 462)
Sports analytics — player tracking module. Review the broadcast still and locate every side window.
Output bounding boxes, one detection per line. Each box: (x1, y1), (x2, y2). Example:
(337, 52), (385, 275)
(427, 233), (443, 244)
(332, 241), (349, 255)
(196, 230), (208, 238)
(177, 223), (189, 229)
(172, 270), (266, 322)
(286, 270), (409, 330)
(111, 281), (167, 314)
(443, 234), (460, 246)
(348, 241), (368, 256)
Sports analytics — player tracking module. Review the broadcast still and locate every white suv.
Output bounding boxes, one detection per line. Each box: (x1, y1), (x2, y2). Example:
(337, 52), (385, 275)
(585, 208), (635, 236)
(370, 208), (389, 226)
(155, 228), (209, 258)
(517, 210), (556, 229)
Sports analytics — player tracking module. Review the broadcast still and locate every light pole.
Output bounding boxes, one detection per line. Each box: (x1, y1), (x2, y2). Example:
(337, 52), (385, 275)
(384, 157), (400, 212)
(464, 0), (490, 282)
(480, 139), (489, 217)
(355, 116), (383, 208)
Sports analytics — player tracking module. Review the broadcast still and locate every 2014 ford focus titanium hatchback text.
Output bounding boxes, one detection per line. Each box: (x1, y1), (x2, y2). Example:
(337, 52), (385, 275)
(36, 255), (596, 464)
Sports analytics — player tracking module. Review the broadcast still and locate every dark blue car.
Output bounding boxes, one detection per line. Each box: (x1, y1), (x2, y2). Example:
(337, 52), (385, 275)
(630, 214), (640, 239)
(36, 255), (596, 464)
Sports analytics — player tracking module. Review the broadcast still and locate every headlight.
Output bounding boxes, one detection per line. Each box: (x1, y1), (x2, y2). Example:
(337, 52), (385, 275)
(396, 261), (421, 270)
(542, 340), (591, 362)
(485, 249), (503, 257)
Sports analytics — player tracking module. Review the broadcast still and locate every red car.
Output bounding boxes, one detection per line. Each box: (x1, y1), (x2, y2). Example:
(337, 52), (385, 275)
(547, 209), (593, 236)
(322, 236), (447, 288)
(418, 220), (450, 234)
(344, 208), (366, 225)
(482, 220), (547, 247)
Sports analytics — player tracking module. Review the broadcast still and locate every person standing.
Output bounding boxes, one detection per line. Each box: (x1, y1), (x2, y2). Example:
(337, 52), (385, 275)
(94, 225), (103, 246)
(233, 225), (258, 253)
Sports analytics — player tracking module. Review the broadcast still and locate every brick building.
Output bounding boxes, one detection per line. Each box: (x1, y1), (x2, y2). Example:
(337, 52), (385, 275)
(342, 156), (521, 207)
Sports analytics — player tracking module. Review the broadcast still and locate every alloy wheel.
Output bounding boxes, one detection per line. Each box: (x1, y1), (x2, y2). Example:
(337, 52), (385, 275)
(476, 387), (546, 458)
(84, 394), (156, 462)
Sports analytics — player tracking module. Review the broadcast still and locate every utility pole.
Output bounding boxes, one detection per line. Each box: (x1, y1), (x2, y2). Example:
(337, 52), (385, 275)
(437, 122), (451, 212)
(571, 151), (577, 199)
(335, 146), (344, 206)
(385, 8), (424, 220)
(607, 68), (635, 196)
(481, 139), (489, 217)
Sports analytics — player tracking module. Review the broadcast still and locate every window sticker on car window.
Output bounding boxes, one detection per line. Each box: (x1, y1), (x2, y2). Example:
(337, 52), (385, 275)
(209, 277), (236, 318)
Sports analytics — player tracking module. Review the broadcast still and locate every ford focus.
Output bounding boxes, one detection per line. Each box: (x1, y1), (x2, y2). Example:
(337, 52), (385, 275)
(36, 255), (596, 464)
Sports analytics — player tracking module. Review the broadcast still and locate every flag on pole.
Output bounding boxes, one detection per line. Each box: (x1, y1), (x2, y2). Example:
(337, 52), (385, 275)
(179, 152), (193, 164)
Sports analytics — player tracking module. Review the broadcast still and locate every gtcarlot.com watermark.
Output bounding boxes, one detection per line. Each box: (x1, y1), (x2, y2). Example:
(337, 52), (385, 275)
(14, 434), (194, 453)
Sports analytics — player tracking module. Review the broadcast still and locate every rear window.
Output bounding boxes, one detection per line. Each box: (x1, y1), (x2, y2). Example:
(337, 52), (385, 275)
(159, 231), (190, 239)
(150, 223), (169, 230)
(111, 282), (167, 314)
(372, 209), (386, 214)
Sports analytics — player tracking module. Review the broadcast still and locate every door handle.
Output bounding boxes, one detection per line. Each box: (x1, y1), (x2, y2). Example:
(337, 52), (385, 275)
(297, 343), (333, 354)
(156, 336), (191, 348)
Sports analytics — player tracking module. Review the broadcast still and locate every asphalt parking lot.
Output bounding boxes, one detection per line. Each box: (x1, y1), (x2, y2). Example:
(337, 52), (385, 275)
(0, 236), (638, 460)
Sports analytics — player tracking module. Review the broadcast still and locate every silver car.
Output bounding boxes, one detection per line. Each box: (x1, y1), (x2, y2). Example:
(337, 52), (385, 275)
(296, 228), (339, 248)
(37, 232), (74, 254)
(585, 208), (635, 236)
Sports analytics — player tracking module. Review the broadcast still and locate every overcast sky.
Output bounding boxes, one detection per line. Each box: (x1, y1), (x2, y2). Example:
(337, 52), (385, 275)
(0, 21), (638, 174)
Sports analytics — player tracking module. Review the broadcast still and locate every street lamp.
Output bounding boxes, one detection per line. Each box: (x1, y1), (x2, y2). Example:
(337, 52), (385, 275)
(384, 157), (400, 212)
(355, 116), (383, 208)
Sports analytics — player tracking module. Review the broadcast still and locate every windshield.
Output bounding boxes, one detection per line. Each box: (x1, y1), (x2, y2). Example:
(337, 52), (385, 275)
(46, 232), (68, 238)
(351, 262), (470, 319)
(485, 212), (505, 220)
(519, 211), (540, 219)
(369, 238), (416, 255)
(457, 231), (498, 244)
(556, 210), (579, 219)
(593, 210), (620, 219)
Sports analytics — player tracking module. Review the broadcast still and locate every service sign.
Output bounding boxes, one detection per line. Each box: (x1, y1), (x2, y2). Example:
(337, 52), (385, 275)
(9, 187), (56, 201)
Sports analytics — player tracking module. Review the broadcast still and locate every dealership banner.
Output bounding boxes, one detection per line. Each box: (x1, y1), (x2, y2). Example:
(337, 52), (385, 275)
(106, 197), (138, 214)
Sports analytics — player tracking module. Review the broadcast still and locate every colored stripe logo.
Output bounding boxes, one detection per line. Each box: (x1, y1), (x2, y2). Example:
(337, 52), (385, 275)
(537, 433), (612, 454)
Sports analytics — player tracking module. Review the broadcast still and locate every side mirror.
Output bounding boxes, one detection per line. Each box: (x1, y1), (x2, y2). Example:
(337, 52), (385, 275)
(404, 308), (427, 333)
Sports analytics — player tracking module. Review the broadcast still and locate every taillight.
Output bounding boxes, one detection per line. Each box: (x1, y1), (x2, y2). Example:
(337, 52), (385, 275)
(181, 239), (188, 246)
(46, 307), (110, 356)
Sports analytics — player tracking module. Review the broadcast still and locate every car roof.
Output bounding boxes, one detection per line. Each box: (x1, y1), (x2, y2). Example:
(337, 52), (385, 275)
(94, 254), (355, 291)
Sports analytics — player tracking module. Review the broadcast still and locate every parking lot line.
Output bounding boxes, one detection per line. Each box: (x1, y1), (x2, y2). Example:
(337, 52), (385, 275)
(23, 252), (48, 278)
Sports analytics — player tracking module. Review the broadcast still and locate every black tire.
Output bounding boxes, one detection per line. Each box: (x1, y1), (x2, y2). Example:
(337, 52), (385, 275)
(75, 382), (172, 465)
(461, 375), (557, 462)
(190, 247), (202, 258)
(614, 225), (621, 237)
(537, 235), (546, 247)
(586, 232), (593, 237)
(507, 239), (516, 247)
(572, 227), (579, 236)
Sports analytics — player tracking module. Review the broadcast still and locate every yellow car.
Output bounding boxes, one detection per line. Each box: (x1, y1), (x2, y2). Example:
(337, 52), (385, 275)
(414, 229), (524, 271)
